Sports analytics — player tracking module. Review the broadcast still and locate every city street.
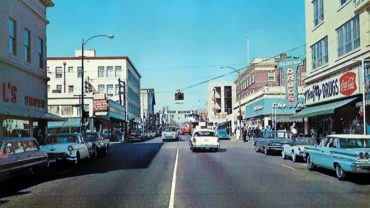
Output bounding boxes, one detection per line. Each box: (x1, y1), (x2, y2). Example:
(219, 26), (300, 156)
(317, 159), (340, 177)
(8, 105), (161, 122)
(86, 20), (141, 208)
(1, 135), (370, 208)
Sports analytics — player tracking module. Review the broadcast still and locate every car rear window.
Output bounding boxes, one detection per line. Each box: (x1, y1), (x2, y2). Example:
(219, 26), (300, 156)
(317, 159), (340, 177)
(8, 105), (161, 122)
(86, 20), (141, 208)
(195, 131), (215, 137)
(163, 127), (176, 132)
(339, 138), (367, 148)
(46, 135), (79, 144)
(23, 140), (38, 152)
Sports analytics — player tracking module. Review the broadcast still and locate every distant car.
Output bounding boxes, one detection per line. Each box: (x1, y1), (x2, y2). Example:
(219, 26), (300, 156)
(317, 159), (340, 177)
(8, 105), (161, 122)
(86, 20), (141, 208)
(181, 125), (192, 135)
(190, 129), (220, 152)
(40, 133), (90, 164)
(215, 128), (229, 140)
(162, 126), (179, 142)
(84, 132), (109, 156)
(254, 130), (291, 155)
(282, 137), (315, 162)
(0, 137), (49, 181)
(305, 134), (370, 180)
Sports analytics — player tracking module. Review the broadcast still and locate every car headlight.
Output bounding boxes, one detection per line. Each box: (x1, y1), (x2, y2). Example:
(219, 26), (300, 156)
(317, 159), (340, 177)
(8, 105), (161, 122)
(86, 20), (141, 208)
(68, 146), (73, 151)
(358, 152), (365, 159)
(365, 152), (369, 159)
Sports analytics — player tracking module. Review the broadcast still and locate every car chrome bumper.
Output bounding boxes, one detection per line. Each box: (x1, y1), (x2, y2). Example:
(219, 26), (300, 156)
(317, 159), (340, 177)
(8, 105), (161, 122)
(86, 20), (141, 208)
(351, 163), (370, 173)
(48, 153), (76, 162)
(267, 146), (283, 151)
(194, 144), (220, 149)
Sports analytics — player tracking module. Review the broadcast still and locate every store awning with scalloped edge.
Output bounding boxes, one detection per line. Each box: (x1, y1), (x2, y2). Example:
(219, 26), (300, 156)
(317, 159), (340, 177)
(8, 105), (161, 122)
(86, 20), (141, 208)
(290, 97), (357, 120)
(0, 105), (64, 121)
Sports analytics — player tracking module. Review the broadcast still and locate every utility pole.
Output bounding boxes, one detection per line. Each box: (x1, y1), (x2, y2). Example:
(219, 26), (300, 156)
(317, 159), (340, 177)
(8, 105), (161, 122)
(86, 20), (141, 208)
(118, 78), (127, 138)
(63, 62), (66, 93)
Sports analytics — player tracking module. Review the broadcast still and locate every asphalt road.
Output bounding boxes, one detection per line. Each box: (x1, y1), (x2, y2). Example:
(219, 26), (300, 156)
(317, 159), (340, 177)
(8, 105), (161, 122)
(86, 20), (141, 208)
(1, 135), (370, 208)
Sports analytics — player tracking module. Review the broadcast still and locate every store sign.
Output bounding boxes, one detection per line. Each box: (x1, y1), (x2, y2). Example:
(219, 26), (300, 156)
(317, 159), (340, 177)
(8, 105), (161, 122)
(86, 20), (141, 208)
(272, 102), (303, 110)
(278, 58), (303, 106)
(93, 99), (108, 112)
(1, 82), (17, 104)
(287, 68), (295, 105)
(304, 69), (359, 105)
(165, 110), (198, 114)
(253, 105), (263, 111)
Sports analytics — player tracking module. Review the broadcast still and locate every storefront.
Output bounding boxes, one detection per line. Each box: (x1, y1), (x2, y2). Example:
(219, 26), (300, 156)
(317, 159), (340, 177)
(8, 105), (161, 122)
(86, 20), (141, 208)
(93, 98), (125, 141)
(0, 62), (62, 142)
(291, 67), (363, 136)
(246, 97), (304, 131)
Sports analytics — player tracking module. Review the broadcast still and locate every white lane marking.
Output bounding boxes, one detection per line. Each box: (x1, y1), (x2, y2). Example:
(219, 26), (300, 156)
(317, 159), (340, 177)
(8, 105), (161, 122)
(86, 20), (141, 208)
(281, 164), (297, 171)
(169, 148), (179, 208)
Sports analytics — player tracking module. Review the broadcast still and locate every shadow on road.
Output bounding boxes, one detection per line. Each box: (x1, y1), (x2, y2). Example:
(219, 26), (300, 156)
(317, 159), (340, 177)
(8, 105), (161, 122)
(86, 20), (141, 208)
(313, 168), (370, 185)
(0, 142), (163, 200)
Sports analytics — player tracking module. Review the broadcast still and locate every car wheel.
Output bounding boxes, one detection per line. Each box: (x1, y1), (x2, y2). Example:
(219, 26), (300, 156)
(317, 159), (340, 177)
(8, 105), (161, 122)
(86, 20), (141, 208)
(335, 164), (347, 181)
(264, 148), (269, 155)
(282, 151), (287, 159)
(306, 155), (316, 171)
(292, 152), (297, 162)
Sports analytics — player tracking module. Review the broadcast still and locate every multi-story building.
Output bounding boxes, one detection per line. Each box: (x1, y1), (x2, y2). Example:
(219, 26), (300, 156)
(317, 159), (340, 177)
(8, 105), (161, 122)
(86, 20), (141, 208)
(140, 88), (156, 130)
(207, 81), (232, 124)
(295, 0), (370, 136)
(233, 55), (306, 131)
(47, 50), (141, 132)
(0, 0), (57, 141)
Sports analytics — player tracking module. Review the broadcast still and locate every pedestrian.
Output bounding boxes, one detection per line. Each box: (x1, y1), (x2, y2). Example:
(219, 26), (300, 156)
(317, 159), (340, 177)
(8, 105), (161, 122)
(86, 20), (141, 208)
(243, 128), (248, 142)
(290, 123), (298, 142)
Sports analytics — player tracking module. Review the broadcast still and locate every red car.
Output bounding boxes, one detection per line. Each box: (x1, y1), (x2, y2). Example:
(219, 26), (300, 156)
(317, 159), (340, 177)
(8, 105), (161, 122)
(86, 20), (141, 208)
(181, 124), (192, 135)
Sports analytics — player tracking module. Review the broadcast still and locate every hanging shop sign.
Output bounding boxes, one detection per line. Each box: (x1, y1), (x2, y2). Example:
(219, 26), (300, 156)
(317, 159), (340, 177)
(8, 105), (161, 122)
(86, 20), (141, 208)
(304, 68), (359, 105)
(278, 58), (304, 106)
(164, 110), (199, 114)
(93, 99), (108, 112)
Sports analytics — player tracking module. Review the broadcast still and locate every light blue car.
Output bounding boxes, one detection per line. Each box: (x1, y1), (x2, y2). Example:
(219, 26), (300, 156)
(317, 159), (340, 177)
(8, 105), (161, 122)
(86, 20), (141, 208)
(305, 134), (370, 180)
(215, 128), (229, 140)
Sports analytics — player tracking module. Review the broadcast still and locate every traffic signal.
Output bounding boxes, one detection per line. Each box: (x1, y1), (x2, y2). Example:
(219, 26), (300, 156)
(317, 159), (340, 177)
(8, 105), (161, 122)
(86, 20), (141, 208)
(175, 91), (184, 101)
(84, 81), (92, 93)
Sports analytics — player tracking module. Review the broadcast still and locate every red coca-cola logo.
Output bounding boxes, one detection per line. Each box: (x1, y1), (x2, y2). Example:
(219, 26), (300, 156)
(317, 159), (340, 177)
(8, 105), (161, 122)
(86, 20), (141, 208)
(339, 72), (357, 96)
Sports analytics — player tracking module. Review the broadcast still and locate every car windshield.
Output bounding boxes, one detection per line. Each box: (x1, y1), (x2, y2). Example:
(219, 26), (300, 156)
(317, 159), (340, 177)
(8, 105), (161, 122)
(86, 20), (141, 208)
(84, 134), (99, 141)
(195, 131), (215, 137)
(295, 137), (315, 145)
(339, 138), (370, 148)
(45, 135), (79, 144)
(163, 127), (176, 132)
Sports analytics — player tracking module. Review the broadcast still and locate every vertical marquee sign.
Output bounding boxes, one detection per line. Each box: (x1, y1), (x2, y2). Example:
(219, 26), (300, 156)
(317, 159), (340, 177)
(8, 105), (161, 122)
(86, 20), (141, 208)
(277, 58), (304, 106)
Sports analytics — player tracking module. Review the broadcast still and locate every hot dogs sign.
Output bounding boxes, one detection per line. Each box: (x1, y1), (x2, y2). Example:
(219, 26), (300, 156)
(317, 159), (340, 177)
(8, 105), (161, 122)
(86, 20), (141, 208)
(304, 69), (359, 105)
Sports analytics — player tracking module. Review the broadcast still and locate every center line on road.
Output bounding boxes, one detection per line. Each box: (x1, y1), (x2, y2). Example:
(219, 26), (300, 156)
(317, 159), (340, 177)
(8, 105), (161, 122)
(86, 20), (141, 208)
(281, 164), (297, 171)
(169, 148), (179, 208)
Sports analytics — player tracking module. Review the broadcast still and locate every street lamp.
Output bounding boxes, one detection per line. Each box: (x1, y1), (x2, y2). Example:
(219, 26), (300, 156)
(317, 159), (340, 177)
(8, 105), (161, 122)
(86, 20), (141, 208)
(81, 34), (114, 133)
(221, 66), (244, 139)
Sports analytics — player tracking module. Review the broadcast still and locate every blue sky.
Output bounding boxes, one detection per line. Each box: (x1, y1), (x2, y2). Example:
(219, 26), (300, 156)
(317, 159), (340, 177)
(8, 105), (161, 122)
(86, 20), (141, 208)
(47, 0), (306, 111)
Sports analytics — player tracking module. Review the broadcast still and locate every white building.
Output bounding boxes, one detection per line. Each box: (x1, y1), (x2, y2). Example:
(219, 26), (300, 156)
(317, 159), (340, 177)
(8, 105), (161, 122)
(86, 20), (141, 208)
(140, 89), (156, 129)
(207, 81), (232, 123)
(47, 50), (141, 131)
(297, 0), (370, 135)
(0, 0), (57, 140)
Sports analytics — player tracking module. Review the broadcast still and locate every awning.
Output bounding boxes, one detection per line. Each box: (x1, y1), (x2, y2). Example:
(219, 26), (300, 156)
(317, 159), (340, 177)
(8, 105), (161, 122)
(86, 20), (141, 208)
(290, 97), (357, 119)
(0, 105), (64, 121)
(48, 117), (81, 129)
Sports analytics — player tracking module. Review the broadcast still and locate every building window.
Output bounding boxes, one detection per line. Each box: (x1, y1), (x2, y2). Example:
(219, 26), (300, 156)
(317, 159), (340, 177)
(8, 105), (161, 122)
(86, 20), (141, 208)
(8, 18), (16, 56)
(340, 0), (349, 5)
(98, 66), (104, 77)
(115, 66), (122, 77)
(115, 84), (119, 95)
(98, 84), (105, 94)
(68, 66), (73, 73)
(77, 67), (82, 78)
(337, 16), (360, 57)
(313, 0), (324, 26)
(24, 29), (31, 62)
(56, 85), (62, 93)
(68, 85), (74, 93)
(61, 106), (73, 116)
(37, 38), (44, 69)
(107, 84), (114, 96)
(268, 72), (275, 81)
(55, 67), (63, 78)
(48, 105), (60, 115)
(311, 36), (328, 69)
(106, 66), (114, 77)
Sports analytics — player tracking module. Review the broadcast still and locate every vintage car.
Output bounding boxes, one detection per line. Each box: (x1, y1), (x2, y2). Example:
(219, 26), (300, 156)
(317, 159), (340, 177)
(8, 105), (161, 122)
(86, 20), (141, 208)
(254, 130), (291, 155)
(162, 126), (179, 142)
(40, 133), (90, 164)
(84, 132), (109, 156)
(215, 128), (229, 140)
(190, 129), (220, 152)
(0, 137), (49, 181)
(181, 124), (192, 135)
(305, 134), (370, 180)
(282, 137), (316, 162)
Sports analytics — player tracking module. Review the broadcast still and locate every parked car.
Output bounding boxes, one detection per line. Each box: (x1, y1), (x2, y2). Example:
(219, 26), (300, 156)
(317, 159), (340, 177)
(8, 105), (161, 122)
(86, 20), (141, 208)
(162, 126), (179, 142)
(84, 132), (109, 156)
(254, 130), (291, 155)
(190, 129), (220, 152)
(130, 129), (145, 140)
(215, 128), (230, 140)
(149, 130), (157, 138)
(0, 137), (49, 181)
(305, 134), (370, 180)
(40, 133), (90, 164)
(282, 137), (315, 162)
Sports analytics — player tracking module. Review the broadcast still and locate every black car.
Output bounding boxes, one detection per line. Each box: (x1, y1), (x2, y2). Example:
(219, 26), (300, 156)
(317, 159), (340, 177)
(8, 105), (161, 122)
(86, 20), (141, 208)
(83, 132), (109, 156)
(0, 137), (49, 181)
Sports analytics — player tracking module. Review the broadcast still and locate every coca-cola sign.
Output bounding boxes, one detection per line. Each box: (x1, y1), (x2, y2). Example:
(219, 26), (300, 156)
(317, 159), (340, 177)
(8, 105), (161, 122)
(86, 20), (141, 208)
(304, 69), (359, 105)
